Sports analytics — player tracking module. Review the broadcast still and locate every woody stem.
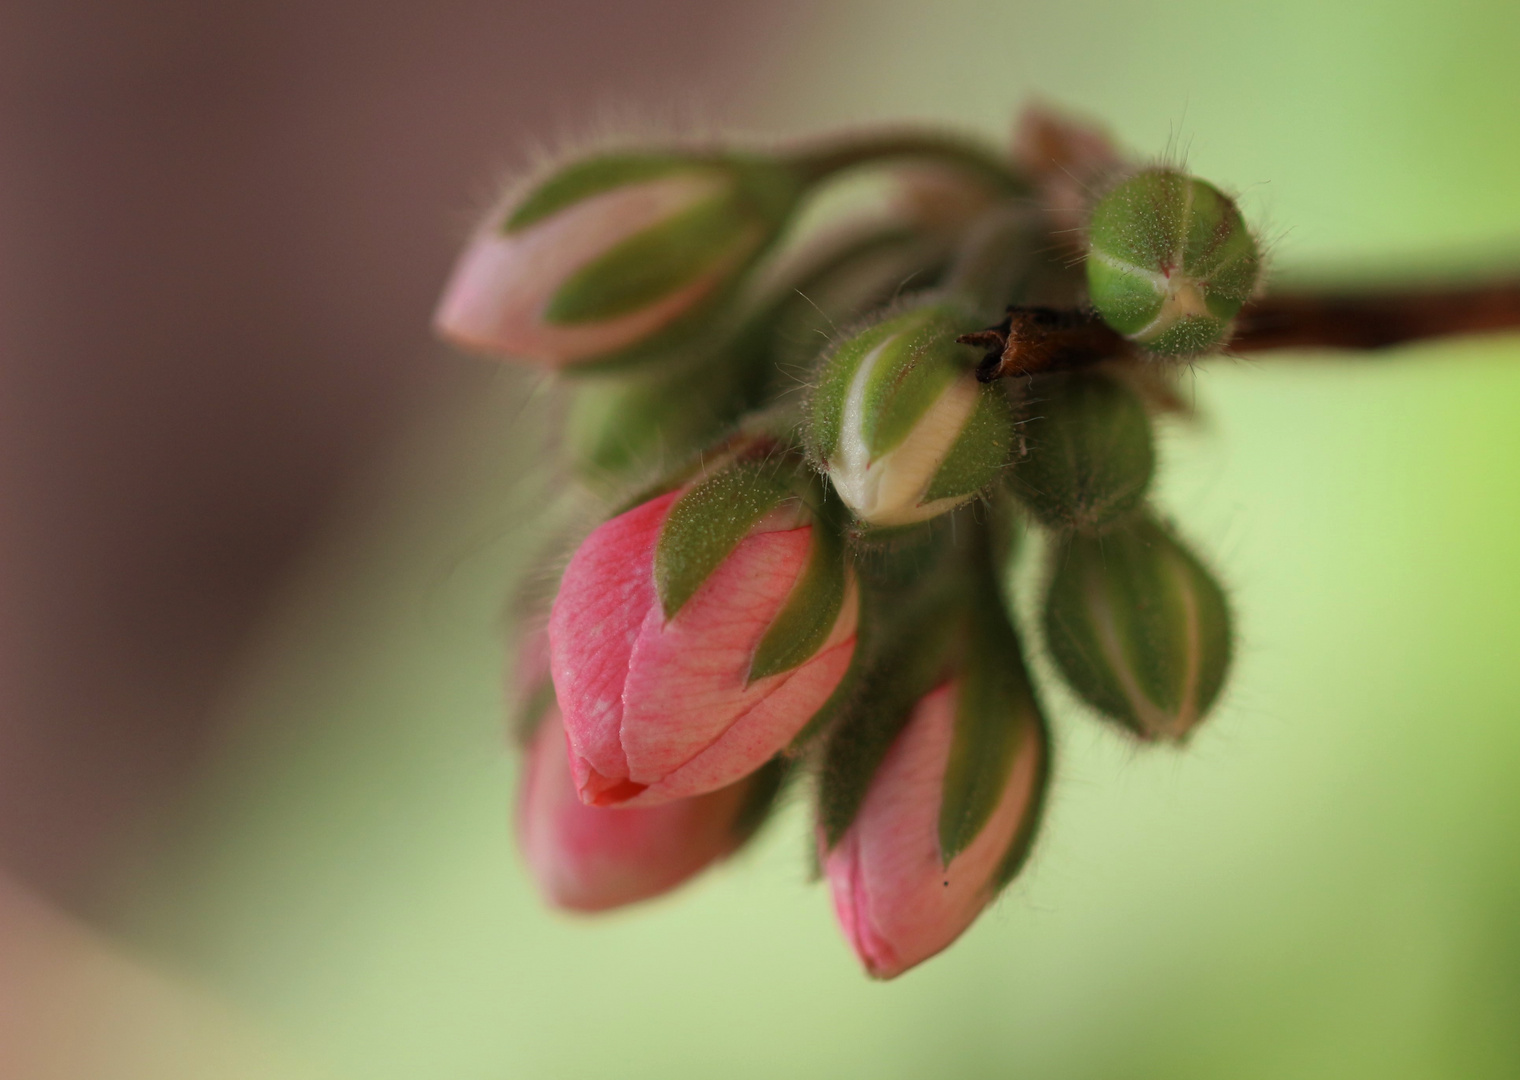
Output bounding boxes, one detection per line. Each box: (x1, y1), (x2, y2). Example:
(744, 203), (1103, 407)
(1228, 279), (1520, 353)
(965, 278), (1520, 379)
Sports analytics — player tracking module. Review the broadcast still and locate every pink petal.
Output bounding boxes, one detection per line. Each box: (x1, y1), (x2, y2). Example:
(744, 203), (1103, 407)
(432, 174), (727, 365)
(617, 526), (856, 804)
(549, 491), (677, 803)
(516, 709), (748, 912)
(823, 682), (1043, 979)
(550, 497), (858, 808)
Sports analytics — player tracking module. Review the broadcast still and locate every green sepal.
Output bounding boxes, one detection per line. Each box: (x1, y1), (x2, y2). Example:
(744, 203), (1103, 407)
(1084, 256), (1163, 336)
(922, 382), (1014, 504)
(816, 595), (961, 849)
(567, 373), (711, 488)
(545, 194), (755, 325)
(1180, 179), (1259, 318)
(653, 457), (797, 621)
(1042, 513), (1233, 740)
(566, 330), (773, 491)
(805, 301), (986, 468)
(504, 153), (707, 233)
(990, 706), (1051, 890)
(987, 488), (1030, 622)
(1142, 315), (1232, 356)
(1086, 169), (1260, 357)
(816, 535), (968, 849)
(749, 501), (847, 682)
(724, 154), (809, 232)
(1087, 168), (1187, 271)
(804, 316), (901, 465)
(859, 305), (967, 457)
(528, 153), (805, 329)
(936, 589), (1042, 864)
(1011, 370), (1155, 533)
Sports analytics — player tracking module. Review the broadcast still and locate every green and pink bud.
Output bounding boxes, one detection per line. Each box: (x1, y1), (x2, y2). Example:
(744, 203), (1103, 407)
(819, 593), (1048, 979)
(434, 152), (801, 366)
(1085, 168), (1261, 356)
(516, 704), (782, 912)
(549, 456), (857, 807)
(1042, 514), (1233, 740)
(806, 302), (1015, 527)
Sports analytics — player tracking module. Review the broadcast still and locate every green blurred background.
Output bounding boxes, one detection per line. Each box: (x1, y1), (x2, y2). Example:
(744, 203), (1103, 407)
(66, 1), (1520, 1076)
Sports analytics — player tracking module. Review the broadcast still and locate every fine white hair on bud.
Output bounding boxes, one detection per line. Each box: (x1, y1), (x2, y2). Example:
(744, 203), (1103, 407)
(806, 301), (1014, 528)
(1085, 168), (1261, 357)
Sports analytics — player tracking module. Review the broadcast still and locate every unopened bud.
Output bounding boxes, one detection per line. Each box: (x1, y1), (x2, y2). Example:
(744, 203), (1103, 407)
(820, 591), (1048, 979)
(566, 365), (747, 489)
(551, 454), (858, 806)
(1012, 370), (1155, 532)
(1085, 169), (1260, 356)
(807, 302), (1014, 527)
(435, 152), (801, 365)
(517, 704), (786, 912)
(1042, 515), (1232, 740)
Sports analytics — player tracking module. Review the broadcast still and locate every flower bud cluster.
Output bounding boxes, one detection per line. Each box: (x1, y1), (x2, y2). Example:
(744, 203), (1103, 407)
(434, 107), (1251, 977)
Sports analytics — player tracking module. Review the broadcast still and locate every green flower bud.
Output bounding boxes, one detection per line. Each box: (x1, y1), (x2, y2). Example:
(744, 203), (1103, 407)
(1085, 169), (1260, 356)
(1042, 514), (1232, 741)
(806, 302), (1015, 527)
(435, 151), (803, 366)
(565, 360), (756, 491)
(1011, 370), (1155, 533)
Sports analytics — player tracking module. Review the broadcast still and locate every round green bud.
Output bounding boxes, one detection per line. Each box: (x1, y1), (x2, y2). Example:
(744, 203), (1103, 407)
(1085, 169), (1260, 357)
(805, 300), (1015, 528)
(1011, 370), (1155, 533)
(1042, 514), (1232, 741)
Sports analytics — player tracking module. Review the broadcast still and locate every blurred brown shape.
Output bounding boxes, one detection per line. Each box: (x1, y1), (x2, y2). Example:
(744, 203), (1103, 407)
(0, 0), (768, 907)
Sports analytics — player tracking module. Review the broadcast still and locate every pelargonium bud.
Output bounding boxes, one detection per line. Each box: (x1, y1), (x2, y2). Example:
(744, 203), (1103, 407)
(1085, 169), (1261, 356)
(820, 596), (1048, 979)
(550, 455), (857, 807)
(807, 302), (1015, 527)
(1011, 370), (1155, 533)
(1043, 514), (1232, 740)
(434, 151), (801, 366)
(565, 366), (743, 489)
(516, 704), (782, 912)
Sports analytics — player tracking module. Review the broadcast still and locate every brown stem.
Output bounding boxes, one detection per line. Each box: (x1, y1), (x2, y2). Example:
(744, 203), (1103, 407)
(1229, 280), (1520, 353)
(958, 280), (1520, 379)
(957, 307), (1130, 381)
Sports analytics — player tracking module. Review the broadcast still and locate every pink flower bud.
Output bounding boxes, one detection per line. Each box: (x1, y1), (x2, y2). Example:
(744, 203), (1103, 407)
(549, 488), (858, 808)
(822, 682), (1046, 979)
(516, 706), (759, 912)
(433, 154), (801, 366)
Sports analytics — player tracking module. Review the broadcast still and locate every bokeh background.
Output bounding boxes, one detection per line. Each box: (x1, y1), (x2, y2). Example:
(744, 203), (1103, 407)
(3, 1), (1520, 1076)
